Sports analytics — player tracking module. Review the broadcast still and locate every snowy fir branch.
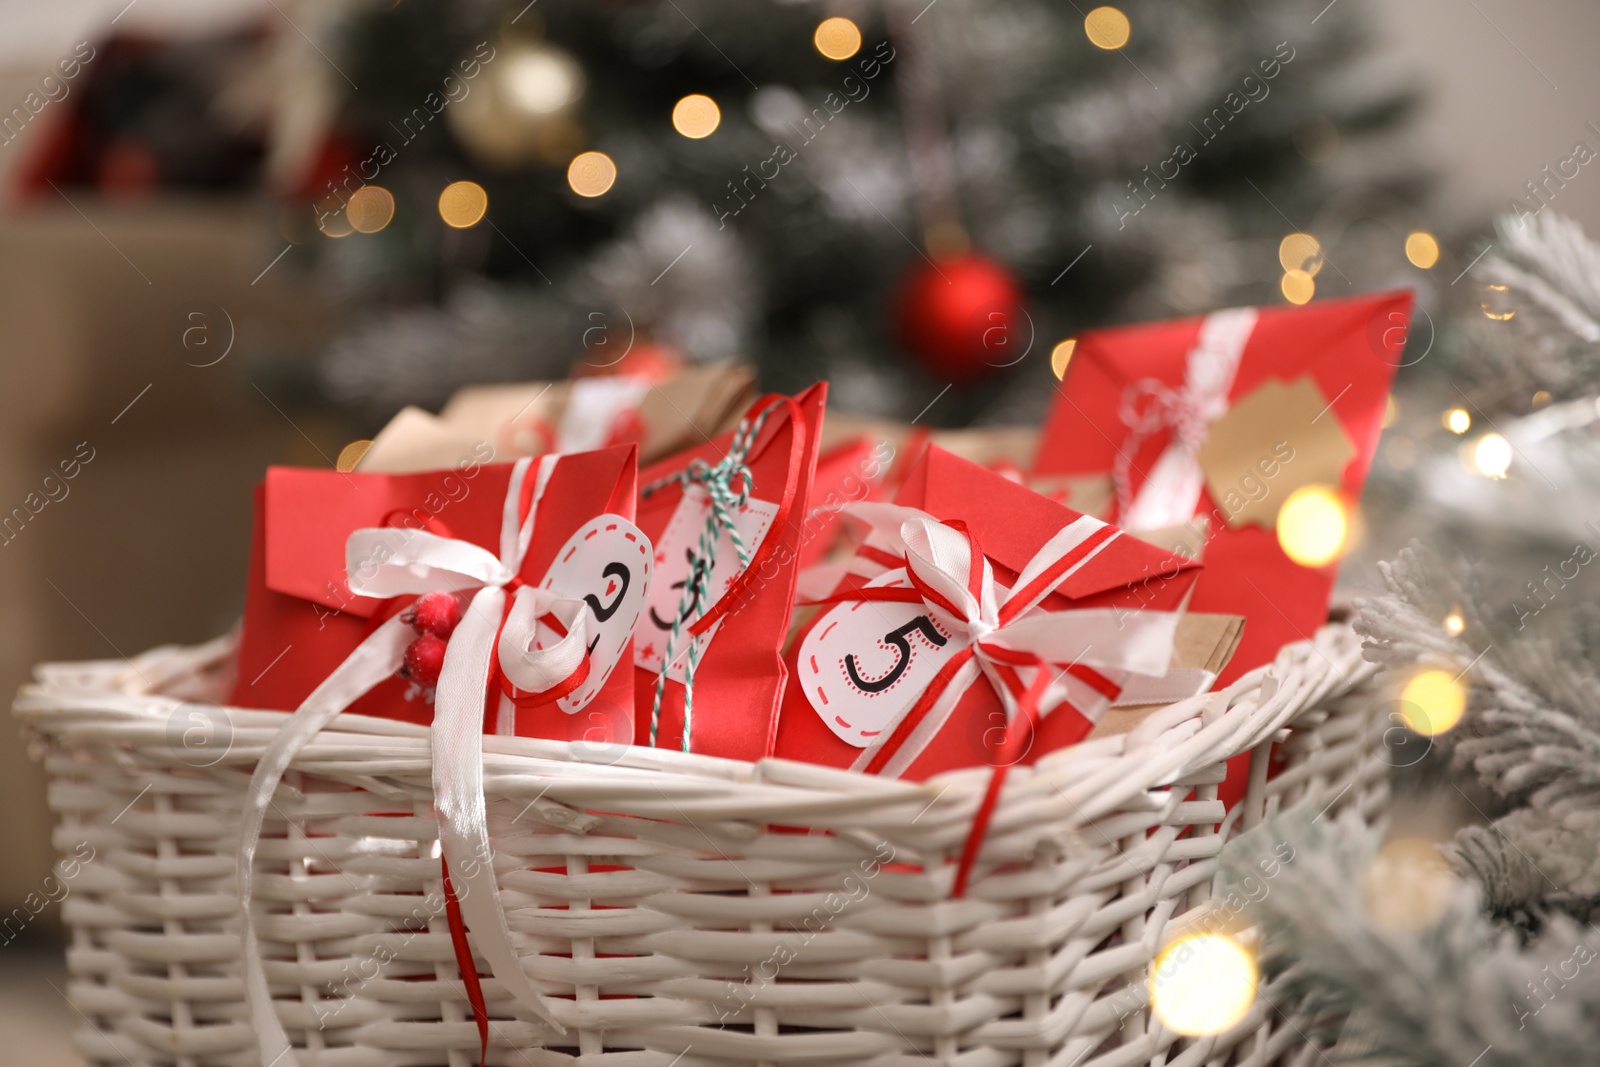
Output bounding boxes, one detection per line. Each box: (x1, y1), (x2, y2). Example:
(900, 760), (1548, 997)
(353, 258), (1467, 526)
(1451, 212), (1600, 413)
(1354, 543), (1600, 822)
(1479, 212), (1600, 345)
(1221, 814), (1600, 1066)
(1452, 810), (1600, 933)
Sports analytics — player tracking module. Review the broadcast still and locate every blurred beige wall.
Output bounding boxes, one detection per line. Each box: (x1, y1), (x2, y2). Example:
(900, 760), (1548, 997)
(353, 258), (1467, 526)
(0, 193), (342, 911)
(1373, 0), (1600, 235)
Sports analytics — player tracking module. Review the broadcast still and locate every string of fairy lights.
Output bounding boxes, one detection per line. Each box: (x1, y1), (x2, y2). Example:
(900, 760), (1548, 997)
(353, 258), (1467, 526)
(310, 6), (1507, 1041)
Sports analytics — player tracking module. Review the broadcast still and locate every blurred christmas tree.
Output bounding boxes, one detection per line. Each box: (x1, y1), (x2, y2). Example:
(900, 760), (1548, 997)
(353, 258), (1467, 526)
(289, 0), (1424, 423)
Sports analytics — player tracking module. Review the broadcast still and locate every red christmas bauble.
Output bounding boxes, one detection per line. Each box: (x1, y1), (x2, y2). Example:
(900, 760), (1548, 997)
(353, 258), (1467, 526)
(893, 253), (1026, 383)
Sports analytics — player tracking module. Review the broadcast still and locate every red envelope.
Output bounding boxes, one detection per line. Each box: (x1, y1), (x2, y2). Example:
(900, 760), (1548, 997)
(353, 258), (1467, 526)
(631, 386), (828, 761)
(1034, 291), (1409, 686)
(231, 445), (641, 742)
(773, 447), (1201, 780)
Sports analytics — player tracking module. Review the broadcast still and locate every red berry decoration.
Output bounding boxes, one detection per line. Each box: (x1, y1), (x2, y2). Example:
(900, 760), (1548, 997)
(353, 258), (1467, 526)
(409, 592), (462, 639)
(403, 633), (449, 689)
(892, 252), (1026, 384)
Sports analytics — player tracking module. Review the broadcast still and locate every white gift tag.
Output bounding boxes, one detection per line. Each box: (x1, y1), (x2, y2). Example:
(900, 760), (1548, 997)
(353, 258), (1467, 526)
(535, 514), (653, 712)
(798, 571), (963, 748)
(635, 483), (777, 680)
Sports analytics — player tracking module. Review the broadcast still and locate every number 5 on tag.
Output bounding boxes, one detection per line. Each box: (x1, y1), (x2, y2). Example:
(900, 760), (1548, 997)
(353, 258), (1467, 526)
(798, 571), (958, 747)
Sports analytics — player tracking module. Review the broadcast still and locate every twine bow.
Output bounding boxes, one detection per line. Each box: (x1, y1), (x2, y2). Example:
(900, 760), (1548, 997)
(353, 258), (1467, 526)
(642, 393), (806, 752)
(813, 504), (1196, 895)
(238, 455), (625, 1067)
(1112, 306), (1257, 529)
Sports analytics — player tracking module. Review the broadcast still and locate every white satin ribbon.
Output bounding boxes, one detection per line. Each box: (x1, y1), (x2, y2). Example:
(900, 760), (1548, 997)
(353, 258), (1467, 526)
(831, 504), (1201, 778)
(500, 588), (590, 695)
(1118, 306), (1258, 530)
(238, 455), (585, 1066)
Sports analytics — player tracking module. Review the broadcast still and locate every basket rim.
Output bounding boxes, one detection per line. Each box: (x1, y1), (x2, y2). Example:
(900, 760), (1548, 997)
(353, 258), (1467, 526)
(14, 622), (1375, 834)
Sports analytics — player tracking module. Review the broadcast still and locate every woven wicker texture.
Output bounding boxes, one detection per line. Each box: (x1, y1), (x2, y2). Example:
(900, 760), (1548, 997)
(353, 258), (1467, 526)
(16, 624), (1384, 1067)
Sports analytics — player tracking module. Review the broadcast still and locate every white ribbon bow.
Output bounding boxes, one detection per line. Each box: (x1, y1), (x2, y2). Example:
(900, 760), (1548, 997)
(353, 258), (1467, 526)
(1115, 306), (1258, 530)
(828, 504), (1201, 778)
(239, 456), (592, 1066)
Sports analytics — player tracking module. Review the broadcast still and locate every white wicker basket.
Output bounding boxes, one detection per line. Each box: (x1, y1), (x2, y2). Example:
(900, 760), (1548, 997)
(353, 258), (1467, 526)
(16, 622), (1386, 1067)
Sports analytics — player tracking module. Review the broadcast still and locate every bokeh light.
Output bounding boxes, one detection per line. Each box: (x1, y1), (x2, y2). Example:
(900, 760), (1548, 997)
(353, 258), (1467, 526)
(1150, 933), (1258, 1036)
(672, 94), (721, 138)
(318, 209), (354, 239)
(1399, 668), (1467, 736)
(504, 45), (584, 116)
(1404, 231), (1440, 269)
(1281, 269), (1315, 305)
(438, 180), (488, 228)
(1473, 432), (1512, 478)
(1084, 6), (1131, 49)
(1444, 407), (1471, 434)
(1443, 611), (1465, 636)
(1382, 393), (1398, 428)
(1481, 283), (1516, 320)
(1278, 232), (1322, 275)
(1363, 838), (1456, 932)
(1051, 338), (1077, 380)
(1532, 389), (1552, 408)
(1276, 485), (1348, 567)
(346, 185), (395, 234)
(568, 151), (618, 197)
(814, 17), (862, 60)
(336, 440), (374, 472)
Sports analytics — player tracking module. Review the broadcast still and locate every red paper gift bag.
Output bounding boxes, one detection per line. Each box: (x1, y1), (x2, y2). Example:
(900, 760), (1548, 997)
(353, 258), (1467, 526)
(793, 435), (896, 573)
(773, 447), (1204, 781)
(1033, 290), (1411, 686)
(231, 444), (645, 744)
(631, 386), (828, 760)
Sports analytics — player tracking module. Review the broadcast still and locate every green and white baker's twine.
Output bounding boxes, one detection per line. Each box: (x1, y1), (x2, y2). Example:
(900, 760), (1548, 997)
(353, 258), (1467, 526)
(643, 401), (779, 751)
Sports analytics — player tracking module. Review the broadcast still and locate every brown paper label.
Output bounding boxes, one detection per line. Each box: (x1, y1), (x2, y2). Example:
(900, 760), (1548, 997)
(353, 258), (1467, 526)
(640, 362), (757, 462)
(1197, 376), (1354, 529)
(1171, 612), (1245, 674)
(442, 381), (568, 459)
(358, 406), (490, 473)
(356, 362), (758, 473)
(1086, 612), (1245, 739)
(1129, 515), (1210, 562)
